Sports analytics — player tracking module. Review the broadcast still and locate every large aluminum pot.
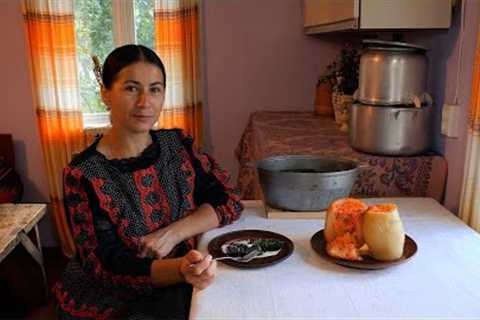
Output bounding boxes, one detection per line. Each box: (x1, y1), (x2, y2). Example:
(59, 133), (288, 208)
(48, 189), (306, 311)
(358, 40), (428, 106)
(348, 103), (432, 156)
(257, 155), (359, 211)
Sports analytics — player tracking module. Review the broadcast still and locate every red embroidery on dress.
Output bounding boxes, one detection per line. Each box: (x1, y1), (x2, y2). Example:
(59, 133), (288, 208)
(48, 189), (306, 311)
(63, 168), (153, 295)
(179, 149), (196, 209)
(64, 168), (96, 260)
(214, 198), (242, 225)
(89, 177), (135, 248)
(192, 147), (230, 186)
(53, 282), (113, 319)
(88, 253), (152, 290)
(133, 167), (171, 232)
(179, 129), (242, 226)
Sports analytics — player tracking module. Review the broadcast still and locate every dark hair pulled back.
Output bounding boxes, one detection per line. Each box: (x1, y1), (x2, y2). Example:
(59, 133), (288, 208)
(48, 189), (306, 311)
(101, 44), (166, 89)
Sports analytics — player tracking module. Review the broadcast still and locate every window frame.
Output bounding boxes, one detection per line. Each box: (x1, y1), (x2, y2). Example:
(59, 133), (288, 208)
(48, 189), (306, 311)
(81, 0), (138, 129)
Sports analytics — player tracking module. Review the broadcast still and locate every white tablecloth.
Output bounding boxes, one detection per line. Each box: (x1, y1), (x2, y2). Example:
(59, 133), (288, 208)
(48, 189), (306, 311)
(189, 198), (480, 319)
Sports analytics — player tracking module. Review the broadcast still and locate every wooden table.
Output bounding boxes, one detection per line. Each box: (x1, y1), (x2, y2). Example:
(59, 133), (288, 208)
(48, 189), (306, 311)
(236, 111), (448, 202)
(0, 203), (48, 297)
(190, 198), (480, 319)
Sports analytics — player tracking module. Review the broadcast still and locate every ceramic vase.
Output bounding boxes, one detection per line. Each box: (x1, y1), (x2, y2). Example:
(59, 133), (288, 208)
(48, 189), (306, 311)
(314, 82), (334, 117)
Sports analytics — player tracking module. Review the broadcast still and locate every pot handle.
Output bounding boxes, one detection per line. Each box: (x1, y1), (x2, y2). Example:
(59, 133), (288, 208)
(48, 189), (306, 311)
(412, 95), (422, 109)
(423, 92), (433, 106)
(358, 163), (369, 170)
(246, 160), (257, 167)
(353, 89), (359, 102)
(410, 93), (433, 108)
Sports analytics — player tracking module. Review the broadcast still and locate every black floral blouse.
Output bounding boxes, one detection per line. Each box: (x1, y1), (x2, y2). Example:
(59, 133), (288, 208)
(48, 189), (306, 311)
(53, 129), (243, 319)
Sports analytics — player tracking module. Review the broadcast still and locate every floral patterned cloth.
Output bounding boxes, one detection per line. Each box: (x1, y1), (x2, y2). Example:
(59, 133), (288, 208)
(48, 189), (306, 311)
(235, 111), (447, 202)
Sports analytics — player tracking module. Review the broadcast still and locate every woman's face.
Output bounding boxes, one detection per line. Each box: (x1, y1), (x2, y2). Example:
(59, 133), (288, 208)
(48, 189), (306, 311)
(102, 61), (165, 134)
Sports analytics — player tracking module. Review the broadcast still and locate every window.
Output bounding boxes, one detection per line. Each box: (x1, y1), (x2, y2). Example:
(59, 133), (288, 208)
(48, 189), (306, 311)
(74, 0), (154, 128)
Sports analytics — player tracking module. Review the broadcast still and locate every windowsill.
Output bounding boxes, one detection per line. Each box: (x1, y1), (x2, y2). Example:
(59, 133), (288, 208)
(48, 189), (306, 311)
(84, 126), (110, 137)
(82, 112), (162, 135)
(83, 112), (110, 129)
(83, 112), (110, 137)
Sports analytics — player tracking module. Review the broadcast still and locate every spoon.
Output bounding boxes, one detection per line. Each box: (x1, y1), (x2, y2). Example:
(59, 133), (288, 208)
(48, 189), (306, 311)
(214, 249), (263, 263)
(188, 249), (263, 269)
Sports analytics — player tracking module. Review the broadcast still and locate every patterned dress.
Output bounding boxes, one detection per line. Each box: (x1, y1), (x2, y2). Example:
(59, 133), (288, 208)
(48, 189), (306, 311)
(53, 129), (243, 319)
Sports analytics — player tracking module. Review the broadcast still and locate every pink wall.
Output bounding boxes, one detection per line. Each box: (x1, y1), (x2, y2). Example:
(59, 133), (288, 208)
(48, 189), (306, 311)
(441, 0), (480, 213)
(0, 0), (54, 244)
(405, 0), (480, 212)
(201, 0), (343, 178)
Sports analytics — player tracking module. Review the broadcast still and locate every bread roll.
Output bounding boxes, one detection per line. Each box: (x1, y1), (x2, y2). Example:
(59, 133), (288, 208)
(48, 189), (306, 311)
(324, 198), (368, 246)
(363, 204), (405, 261)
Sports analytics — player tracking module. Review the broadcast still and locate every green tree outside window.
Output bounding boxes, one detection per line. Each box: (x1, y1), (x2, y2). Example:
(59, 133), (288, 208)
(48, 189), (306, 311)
(74, 0), (154, 114)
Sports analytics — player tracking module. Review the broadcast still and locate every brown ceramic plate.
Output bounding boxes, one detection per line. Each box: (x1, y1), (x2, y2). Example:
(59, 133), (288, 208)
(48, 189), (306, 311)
(310, 229), (417, 270)
(208, 229), (294, 269)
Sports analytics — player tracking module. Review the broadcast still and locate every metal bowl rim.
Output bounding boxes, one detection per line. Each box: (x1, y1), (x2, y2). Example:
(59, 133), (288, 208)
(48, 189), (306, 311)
(256, 155), (359, 176)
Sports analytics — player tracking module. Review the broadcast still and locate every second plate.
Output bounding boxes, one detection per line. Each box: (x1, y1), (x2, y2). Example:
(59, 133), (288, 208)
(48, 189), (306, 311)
(311, 229), (417, 270)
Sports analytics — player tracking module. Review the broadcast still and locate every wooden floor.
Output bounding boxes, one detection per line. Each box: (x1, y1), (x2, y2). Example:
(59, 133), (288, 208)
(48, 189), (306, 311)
(0, 246), (68, 319)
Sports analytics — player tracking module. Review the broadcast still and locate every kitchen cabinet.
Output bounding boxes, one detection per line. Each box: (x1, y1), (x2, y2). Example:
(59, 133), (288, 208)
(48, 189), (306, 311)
(303, 0), (453, 34)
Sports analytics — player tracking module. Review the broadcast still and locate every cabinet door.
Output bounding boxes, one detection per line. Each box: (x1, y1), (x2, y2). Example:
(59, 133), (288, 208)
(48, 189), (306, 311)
(360, 0), (452, 29)
(304, 0), (359, 34)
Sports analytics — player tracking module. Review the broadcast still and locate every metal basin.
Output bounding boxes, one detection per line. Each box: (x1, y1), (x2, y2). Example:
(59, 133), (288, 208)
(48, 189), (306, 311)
(257, 155), (359, 211)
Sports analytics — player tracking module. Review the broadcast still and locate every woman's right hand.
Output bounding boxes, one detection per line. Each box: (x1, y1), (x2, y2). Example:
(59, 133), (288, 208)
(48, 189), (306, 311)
(180, 250), (217, 290)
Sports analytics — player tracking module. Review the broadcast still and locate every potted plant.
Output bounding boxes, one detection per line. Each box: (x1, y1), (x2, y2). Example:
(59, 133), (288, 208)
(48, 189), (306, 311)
(329, 44), (360, 130)
(333, 43), (360, 95)
(314, 63), (337, 117)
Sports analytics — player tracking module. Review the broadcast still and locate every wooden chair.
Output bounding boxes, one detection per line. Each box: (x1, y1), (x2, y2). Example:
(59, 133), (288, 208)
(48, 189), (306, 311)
(0, 134), (23, 202)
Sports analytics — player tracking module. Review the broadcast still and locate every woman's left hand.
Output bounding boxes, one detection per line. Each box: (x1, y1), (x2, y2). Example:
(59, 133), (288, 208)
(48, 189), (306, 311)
(180, 250), (217, 290)
(138, 225), (181, 259)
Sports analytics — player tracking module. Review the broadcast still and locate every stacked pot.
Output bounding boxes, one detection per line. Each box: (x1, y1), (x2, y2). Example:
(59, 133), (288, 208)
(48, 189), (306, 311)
(349, 40), (433, 156)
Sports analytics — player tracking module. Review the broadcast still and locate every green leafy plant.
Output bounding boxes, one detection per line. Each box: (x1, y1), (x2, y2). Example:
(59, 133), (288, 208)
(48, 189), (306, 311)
(318, 43), (360, 95)
(317, 61), (337, 86)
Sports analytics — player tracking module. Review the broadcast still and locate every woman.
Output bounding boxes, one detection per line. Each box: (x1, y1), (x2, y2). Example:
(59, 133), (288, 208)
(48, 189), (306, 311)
(53, 44), (243, 319)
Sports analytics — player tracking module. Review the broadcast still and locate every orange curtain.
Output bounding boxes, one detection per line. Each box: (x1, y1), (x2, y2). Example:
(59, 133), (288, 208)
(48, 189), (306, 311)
(459, 27), (480, 232)
(154, 0), (203, 145)
(23, 0), (84, 256)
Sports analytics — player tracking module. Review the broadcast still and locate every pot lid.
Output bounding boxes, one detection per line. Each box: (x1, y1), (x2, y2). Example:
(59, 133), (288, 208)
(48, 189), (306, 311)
(363, 39), (427, 51)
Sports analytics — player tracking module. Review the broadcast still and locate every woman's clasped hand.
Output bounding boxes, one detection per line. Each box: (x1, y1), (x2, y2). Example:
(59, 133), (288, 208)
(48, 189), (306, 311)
(138, 223), (183, 259)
